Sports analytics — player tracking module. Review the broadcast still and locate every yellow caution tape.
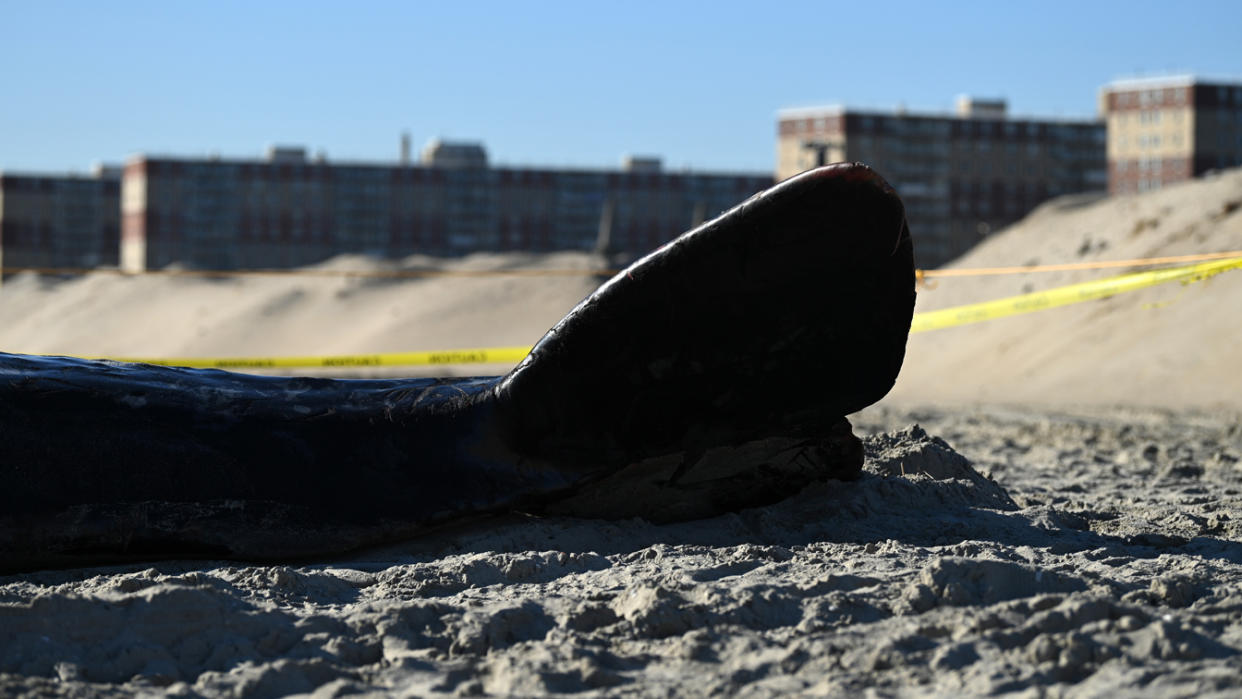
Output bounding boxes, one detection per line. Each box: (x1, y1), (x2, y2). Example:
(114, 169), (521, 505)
(110, 346), (533, 370)
(80, 255), (1242, 369)
(910, 256), (1242, 333)
(918, 249), (1242, 279)
(12, 249), (1242, 282)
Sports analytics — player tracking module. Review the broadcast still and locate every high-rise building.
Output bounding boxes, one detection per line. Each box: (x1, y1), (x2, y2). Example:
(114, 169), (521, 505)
(120, 143), (772, 272)
(776, 97), (1106, 266)
(1099, 76), (1242, 195)
(0, 166), (121, 275)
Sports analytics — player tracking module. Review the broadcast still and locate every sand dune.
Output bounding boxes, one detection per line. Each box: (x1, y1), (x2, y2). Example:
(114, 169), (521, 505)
(892, 167), (1242, 409)
(0, 251), (604, 377)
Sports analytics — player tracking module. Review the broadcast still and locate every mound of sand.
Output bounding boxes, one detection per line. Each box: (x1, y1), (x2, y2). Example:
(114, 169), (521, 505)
(4, 407), (1242, 696)
(891, 167), (1242, 409)
(0, 251), (604, 377)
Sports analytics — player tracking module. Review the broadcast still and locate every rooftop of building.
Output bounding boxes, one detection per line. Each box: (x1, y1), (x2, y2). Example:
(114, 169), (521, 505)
(777, 97), (1101, 125)
(0, 164), (122, 181)
(1103, 74), (1242, 91)
(120, 146), (772, 179)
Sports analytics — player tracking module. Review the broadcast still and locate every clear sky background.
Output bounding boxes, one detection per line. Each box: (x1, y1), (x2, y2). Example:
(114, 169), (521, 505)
(2, 0), (1239, 175)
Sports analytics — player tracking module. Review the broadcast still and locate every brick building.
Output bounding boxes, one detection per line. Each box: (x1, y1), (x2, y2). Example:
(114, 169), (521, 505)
(120, 144), (772, 272)
(1099, 76), (1242, 195)
(776, 97), (1106, 266)
(0, 166), (121, 275)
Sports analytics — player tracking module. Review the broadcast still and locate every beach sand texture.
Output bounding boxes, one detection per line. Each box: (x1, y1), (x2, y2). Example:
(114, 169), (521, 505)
(893, 167), (1242, 409)
(2, 167), (1242, 696)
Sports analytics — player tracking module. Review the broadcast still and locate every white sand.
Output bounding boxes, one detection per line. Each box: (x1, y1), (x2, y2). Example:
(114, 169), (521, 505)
(0, 250), (604, 378)
(891, 167), (1242, 409)
(3, 171), (1242, 696)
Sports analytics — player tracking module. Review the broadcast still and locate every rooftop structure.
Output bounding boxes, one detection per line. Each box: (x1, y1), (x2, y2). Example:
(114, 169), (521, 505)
(622, 156), (663, 173)
(955, 96), (1008, 119)
(420, 140), (488, 169)
(1098, 76), (1242, 194)
(777, 98), (1106, 266)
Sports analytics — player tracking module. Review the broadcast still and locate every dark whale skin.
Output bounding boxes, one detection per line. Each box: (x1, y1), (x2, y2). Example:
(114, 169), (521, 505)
(495, 162), (914, 466)
(0, 163), (914, 572)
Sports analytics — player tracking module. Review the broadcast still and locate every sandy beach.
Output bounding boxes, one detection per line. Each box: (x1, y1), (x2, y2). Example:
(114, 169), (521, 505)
(3, 406), (1241, 696)
(2, 167), (1242, 696)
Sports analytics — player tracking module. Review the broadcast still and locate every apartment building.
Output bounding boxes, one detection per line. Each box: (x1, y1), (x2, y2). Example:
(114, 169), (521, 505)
(777, 97), (1106, 266)
(1099, 76), (1242, 194)
(120, 144), (771, 272)
(0, 166), (121, 274)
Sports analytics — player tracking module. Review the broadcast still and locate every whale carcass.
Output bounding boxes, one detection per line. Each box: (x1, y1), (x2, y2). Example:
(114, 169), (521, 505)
(0, 163), (915, 572)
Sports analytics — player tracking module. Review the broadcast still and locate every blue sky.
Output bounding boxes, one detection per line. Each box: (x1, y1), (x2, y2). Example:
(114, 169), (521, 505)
(2, 0), (1239, 175)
